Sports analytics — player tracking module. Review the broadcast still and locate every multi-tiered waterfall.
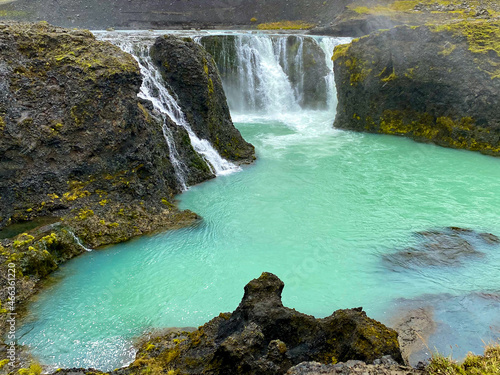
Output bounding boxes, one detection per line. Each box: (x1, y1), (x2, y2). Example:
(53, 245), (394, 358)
(97, 31), (350, 190)
(199, 33), (350, 114)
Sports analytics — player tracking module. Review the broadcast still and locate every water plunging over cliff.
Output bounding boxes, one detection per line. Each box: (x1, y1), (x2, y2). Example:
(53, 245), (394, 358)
(101, 35), (239, 190)
(199, 34), (344, 114)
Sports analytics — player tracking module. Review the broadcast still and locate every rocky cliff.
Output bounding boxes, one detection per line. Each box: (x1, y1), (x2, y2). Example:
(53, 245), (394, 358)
(0, 0), (351, 30)
(333, 20), (500, 156)
(0, 21), (254, 342)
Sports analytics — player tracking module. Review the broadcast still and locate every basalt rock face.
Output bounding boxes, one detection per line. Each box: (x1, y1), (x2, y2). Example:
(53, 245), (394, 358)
(333, 21), (500, 156)
(128, 273), (403, 375)
(0, 22), (205, 246)
(150, 35), (255, 163)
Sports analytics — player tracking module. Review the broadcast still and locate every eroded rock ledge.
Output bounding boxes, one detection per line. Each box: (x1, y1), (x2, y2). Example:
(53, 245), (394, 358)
(107, 273), (404, 375)
(333, 20), (500, 156)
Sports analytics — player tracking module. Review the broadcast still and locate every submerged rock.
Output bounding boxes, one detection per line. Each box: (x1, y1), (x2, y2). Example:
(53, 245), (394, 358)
(383, 227), (498, 268)
(126, 273), (403, 375)
(333, 21), (500, 156)
(388, 291), (500, 366)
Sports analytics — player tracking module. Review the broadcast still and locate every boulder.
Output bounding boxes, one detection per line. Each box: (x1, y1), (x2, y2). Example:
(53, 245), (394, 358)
(333, 21), (500, 156)
(128, 273), (403, 375)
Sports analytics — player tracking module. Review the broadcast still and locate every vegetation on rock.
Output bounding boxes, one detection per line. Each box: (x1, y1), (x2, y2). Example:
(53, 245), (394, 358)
(333, 21), (500, 156)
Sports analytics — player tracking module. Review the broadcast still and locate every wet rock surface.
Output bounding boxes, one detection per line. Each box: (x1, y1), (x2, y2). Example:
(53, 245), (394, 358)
(333, 21), (500, 156)
(119, 273), (403, 375)
(383, 227), (499, 269)
(150, 35), (255, 163)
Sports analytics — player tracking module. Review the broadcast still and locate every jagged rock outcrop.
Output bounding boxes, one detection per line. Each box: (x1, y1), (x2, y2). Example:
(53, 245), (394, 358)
(126, 273), (403, 375)
(333, 20), (500, 156)
(150, 35), (255, 163)
(0, 21), (205, 243)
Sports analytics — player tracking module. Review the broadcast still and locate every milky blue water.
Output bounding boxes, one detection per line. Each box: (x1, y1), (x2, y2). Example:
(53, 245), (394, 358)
(17, 109), (500, 370)
(15, 32), (500, 371)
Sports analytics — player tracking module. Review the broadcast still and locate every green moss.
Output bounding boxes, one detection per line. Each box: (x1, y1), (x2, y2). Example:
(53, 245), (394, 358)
(256, 20), (316, 30)
(431, 20), (500, 78)
(332, 44), (351, 62)
(374, 110), (500, 154)
(380, 67), (398, 82)
(0, 116), (5, 131)
(137, 103), (151, 123)
(13, 233), (35, 249)
(76, 209), (94, 220)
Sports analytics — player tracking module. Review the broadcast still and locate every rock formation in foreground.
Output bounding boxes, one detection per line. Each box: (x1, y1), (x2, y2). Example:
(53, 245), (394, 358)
(124, 273), (403, 375)
(333, 20), (500, 156)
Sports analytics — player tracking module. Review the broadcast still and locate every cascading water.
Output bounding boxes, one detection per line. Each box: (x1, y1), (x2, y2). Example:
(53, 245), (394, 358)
(200, 34), (351, 115)
(99, 35), (239, 190)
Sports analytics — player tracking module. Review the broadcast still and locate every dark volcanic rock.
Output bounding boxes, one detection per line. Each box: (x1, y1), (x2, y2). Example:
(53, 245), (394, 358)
(150, 35), (255, 163)
(333, 21), (500, 156)
(127, 273), (403, 375)
(0, 22), (202, 241)
(384, 227), (499, 269)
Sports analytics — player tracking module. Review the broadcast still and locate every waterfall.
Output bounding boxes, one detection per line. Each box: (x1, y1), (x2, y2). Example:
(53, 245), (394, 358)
(234, 35), (300, 114)
(68, 230), (93, 252)
(200, 34), (352, 115)
(312, 36), (353, 111)
(98, 35), (239, 190)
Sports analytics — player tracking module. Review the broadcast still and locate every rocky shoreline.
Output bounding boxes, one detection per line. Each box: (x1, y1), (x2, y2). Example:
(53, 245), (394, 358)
(0, 21), (254, 355)
(0, 0), (500, 372)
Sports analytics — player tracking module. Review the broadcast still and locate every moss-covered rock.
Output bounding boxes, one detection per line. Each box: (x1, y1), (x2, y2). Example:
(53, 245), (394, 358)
(150, 35), (255, 163)
(0, 22), (248, 351)
(123, 273), (403, 375)
(333, 21), (500, 156)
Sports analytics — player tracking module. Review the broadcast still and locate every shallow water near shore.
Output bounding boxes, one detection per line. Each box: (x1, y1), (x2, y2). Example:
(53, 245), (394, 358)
(16, 32), (500, 371)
